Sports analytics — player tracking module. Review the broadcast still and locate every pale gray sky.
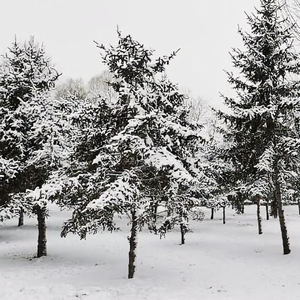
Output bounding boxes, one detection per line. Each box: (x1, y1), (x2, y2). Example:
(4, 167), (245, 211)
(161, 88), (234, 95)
(0, 0), (261, 108)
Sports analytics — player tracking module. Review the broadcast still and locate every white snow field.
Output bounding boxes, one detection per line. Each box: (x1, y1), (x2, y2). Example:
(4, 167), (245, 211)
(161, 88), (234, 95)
(1, 204), (300, 300)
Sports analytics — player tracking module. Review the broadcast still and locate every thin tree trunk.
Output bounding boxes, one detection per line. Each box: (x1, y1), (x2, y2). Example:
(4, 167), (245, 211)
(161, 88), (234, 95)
(180, 223), (185, 245)
(241, 203), (244, 214)
(128, 209), (138, 279)
(210, 207), (214, 220)
(148, 200), (158, 233)
(237, 193), (245, 214)
(257, 200), (263, 235)
(36, 204), (47, 258)
(222, 206), (226, 224)
(266, 202), (269, 220)
(274, 179), (291, 255)
(153, 202), (158, 231)
(18, 207), (24, 227)
(271, 192), (278, 218)
(298, 198), (300, 215)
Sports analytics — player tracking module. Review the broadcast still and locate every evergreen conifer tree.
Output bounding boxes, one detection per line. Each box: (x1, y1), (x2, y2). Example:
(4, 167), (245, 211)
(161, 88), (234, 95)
(0, 37), (62, 257)
(219, 0), (300, 254)
(60, 31), (206, 278)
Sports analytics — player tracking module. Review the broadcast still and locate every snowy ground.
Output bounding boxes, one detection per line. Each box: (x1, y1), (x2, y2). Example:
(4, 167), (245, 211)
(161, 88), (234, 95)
(1, 204), (300, 300)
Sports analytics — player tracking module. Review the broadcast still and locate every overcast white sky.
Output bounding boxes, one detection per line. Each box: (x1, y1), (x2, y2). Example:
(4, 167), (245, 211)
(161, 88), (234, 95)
(0, 0), (261, 108)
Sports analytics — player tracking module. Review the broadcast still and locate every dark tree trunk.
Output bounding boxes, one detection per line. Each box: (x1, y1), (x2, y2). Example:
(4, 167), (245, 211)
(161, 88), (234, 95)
(153, 202), (158, 221)
(36, 204), (47, 258)
(148, 200), (158, 233)
(210, 207), (214, 220)
(237, 193), (245, 214)
(180, 223), (185, 245)
(257, 200), (263, 235)
(274, 179), (291, 255)
(298, 198), (300, 215)
(266, 202), (269, 220)
(222, 206), (226, 224)
(271, 192), (278, 218)
(128, 209), (138, 279)
(18, 207), (24, 227)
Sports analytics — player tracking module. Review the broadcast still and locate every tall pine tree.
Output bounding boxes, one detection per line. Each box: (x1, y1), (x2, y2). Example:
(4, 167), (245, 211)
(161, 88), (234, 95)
(219, 0), (300, 254)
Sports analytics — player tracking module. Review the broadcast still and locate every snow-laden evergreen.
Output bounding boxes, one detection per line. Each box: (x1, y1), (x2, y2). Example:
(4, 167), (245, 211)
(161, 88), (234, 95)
(0, 37), (69, 257)
(58, 31), (214, 278)
(218, 0), (300, 254)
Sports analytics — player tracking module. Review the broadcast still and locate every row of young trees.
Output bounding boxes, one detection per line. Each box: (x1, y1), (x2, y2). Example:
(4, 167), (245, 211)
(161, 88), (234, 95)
(1, 0), (300, 277)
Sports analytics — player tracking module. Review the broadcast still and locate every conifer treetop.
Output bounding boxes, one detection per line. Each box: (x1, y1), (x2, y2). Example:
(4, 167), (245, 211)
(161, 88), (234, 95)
(95, 30), (179, 89)
(0, 37), (60, 109)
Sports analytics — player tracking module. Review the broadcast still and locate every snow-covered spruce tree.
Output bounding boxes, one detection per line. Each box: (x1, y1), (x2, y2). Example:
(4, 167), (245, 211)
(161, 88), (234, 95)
(23, 91), (76, 257)
(218, 0), (300, 254)
(0, 37), (62, 257)
(60, 31), (205, 279)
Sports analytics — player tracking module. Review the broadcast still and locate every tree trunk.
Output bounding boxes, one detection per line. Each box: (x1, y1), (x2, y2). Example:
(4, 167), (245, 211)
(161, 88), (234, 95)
(148, 200), (158, 233)
(271, 192), (278, 218)
(18, 207), (24, 227)
(36, 204), (47, 258)
(274, 179), (291, 255)
(298, 198), (300, 215)
(180, 223), (186, 245)
(257, 200), (263, 235)
(128, 209), (138, 279)
(266, 202), (269, 220)
(222, 206), (226, 224)
(210, 207), (214, 220)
